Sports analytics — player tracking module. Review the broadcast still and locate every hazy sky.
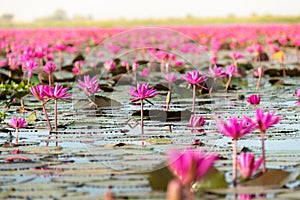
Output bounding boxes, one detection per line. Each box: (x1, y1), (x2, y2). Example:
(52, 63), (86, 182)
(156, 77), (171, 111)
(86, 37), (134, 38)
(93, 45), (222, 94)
(0, 0), (299, 21)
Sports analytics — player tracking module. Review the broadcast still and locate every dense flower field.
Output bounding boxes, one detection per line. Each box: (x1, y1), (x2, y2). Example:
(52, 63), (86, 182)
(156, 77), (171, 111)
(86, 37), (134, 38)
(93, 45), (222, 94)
(0, 24), (299, 199)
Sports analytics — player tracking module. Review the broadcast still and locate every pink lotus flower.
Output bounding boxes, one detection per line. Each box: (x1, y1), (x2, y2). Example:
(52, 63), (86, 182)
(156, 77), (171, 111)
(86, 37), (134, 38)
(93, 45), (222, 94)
(217, 115), (256, 186)
(165, 74), (177, 83)
(0, 60), (7, 67)
(255, 109), (282, 133)
(121, 61), (128, 67)
(187, 115), (205, 127)
(129, 83), (158, 102)
(182, 71), (207, 86)
(230, 51), (244, 60)
(217, 116), (256, 140)
(78, 75), (100, 96)
(247, 94), (260, 105)
(30, 85), (52, 101)
(47, 84), (72, 101)
(210, 56), (217, 64)
(167, 148), (218, 187)
(9, 117), (27, 129)
(237, 152), (263, 179)
(208, 65), (226, 79)
(24, 59), (38, 84)
(139, 68), (150, 77)
(175, 60), (183, 67)
(226, 65), (237, 77)
(104, 59), (116, 71)
(44, 62), (56, 74)
(255, 109), (282, 172)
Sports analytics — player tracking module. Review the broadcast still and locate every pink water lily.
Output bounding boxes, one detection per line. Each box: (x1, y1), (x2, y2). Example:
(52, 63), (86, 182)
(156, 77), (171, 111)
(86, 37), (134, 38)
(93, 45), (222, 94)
(294, 89), (300, 106)
(129, 83), (158, 102)
(187, 115), (206, 127)
(255, 109), (282, 133)
(230, 51), (244, 60)
(129, 83), (158, 139)
(217, 116), (256, 186)
(247, 94), (260, 105)
(225, 65), (237, 92)
(182, 71), (207, 112)
(9, 117), (26, 144)
(46, 84), (72, 131)
(165, 73), (177, 83)
(24, 59), (38, 85)
(9, 117), (27, 130)
(237, 152), (263, 179)
(78, 75), (100, 96)
(255, 109), (282, 172)
(217, 116), (256, 140)
(30, 85), (52, 131)
(44, 62), (57, 85)
(182, 71), (207, 86)
(167, 148), (218, 187)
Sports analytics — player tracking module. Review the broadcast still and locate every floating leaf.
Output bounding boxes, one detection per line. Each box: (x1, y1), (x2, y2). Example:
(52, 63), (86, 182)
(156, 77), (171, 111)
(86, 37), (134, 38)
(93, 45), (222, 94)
(241, 169), (291, 187)
(147, 164), (174, 191)
(193, 167), (227, 191)
(26, 111), (37, 123)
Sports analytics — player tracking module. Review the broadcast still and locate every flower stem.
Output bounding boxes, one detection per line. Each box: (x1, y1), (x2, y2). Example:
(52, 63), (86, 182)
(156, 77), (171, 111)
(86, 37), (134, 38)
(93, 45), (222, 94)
(233, 139), (237, 187)
(225, 76), (232, 92)
(48, 74), (52, 86)
(261, 130), (267, 173)
(192, 84), (196, 113)
(256, 74), (261, 91)
(140, 99), (144, 146)
(209, 78), (216, 94)
(15, 128), (19, 144)
(42, 102), (52, 131)
(54, 99), (58, 132)
(140, 99), (144, 135)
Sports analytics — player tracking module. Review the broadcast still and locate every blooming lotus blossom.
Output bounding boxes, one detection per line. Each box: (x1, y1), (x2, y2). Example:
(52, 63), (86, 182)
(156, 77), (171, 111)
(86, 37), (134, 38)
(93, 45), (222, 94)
(175, 60), (183, 67)
(47, 84), (72, 101)
(9, 117), (26, 144)
(210, 56), (217, 64)
(217, 116), (256, 140)
(182, 71), (207, 86)
(30, 85), (52, 101)
(217, 116), (256, 185)
(129, 83), (158, 102)
(24, 59), (38, 85)
(167, 148), (218, 187)
(44, 62), (56, 74)
(295, 89), (300, 106)
(78, 75), (100, 96)
(255, 109), (282, 172)
(226, 65), (237, 77)
(165, 74), (177, 83)
(104, 59), (116, 71)
(237, 152), (263, 179)
(30, 85), (53, 130)
(255, 109), (282, 133)
(139, 68), (150, 77)
(247, 94), (260, 105)
(182, 71), (207, 112)
(9, 117), (27, 129)
(230, 51), (244, 60)
(187, 115), (206, 127)
(209, 65), (226, 79)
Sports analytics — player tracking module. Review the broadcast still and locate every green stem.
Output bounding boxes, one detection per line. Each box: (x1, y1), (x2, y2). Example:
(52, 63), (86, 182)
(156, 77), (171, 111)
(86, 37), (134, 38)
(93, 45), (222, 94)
(15, 128), (19, 144)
